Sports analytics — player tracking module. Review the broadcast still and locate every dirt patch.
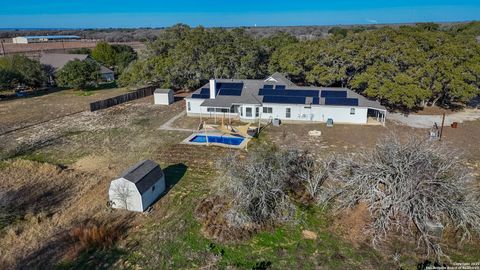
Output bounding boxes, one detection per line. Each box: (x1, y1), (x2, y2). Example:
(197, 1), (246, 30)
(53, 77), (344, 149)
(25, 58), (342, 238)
(263, 119), (480, 161)
(331, 203), (371, 248)
(195, 196), (259, 242)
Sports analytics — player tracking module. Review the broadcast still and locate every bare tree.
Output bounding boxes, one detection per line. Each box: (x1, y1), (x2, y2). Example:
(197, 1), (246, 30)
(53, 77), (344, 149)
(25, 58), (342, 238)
(217, 146), (296, 226)
(112, 181), (133, 211)
(327, 134), (480, 261)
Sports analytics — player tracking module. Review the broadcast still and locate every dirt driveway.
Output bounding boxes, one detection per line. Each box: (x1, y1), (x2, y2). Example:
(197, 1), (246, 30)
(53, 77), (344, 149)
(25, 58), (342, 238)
(389, 109), (480, 128)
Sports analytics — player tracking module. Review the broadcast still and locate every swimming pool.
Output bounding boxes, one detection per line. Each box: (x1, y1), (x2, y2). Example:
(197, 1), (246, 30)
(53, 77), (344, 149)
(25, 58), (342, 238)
(189, 135), (244, 146)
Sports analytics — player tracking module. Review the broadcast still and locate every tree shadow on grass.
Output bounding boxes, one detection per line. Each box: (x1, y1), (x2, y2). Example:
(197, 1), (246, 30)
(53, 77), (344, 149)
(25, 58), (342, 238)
(163, 163), (188, 191)
(0, 181), (74, 231)
(18, 215), (134, 270)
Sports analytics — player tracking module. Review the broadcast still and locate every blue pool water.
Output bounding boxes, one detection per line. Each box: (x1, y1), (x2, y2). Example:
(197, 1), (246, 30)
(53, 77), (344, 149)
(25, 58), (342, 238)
(190, 135), (244, 146)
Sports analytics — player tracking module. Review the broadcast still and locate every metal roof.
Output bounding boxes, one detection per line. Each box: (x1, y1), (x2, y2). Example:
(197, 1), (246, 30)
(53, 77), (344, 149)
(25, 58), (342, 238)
(154, 89), (173, 94)
(119, 160), (164, 194)
(40, 53), (89, 70)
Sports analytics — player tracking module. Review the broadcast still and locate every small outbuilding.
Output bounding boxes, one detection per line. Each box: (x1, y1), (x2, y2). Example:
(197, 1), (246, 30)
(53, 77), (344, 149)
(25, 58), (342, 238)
(154, 89), (174, 105)
(109, 160), (166, 212)
(100, 66), (115, 82)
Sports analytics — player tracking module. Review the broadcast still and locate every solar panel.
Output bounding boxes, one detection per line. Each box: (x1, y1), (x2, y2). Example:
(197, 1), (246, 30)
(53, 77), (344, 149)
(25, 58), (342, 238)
(312, 97), (321, 105)
(217, 82), (243, 90)
(191, 94), (210, 99)
(263, 85), (274, 89)
(325, 98), (358, 106)
(218, 88), (242, 96)
(275, 85), (286, 90)
(263, 95), (306, 104)
(321, 90), (347, 98)
(258, 89), (320, 97)
(286, 89), (320, 97)
(200, 88), (210, 95)
(258, 89), (277, 96)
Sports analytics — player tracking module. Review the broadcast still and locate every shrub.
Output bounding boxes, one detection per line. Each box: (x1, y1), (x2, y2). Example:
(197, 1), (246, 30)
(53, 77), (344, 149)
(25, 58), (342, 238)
(66, 221), (123, 260)
(328, 134), (480, 261)
(216, 145), (330, 228)
(56, 59), (100, 89)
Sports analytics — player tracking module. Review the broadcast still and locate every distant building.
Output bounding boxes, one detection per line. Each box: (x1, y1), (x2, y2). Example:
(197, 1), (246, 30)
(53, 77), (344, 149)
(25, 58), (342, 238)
(100, 66), (115, 82)
(12, 35), (81, 44)
(154, 89), (174, 105)
(40, 53), (114, 83)
(109, 160), (166, 212)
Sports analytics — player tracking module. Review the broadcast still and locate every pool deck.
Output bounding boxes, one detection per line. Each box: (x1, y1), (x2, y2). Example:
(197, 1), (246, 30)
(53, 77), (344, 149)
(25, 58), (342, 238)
(182, 132), (250, 149)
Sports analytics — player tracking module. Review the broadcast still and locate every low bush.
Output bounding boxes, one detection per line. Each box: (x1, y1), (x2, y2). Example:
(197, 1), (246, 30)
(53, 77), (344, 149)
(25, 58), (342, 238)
(65, 221), (123, 260)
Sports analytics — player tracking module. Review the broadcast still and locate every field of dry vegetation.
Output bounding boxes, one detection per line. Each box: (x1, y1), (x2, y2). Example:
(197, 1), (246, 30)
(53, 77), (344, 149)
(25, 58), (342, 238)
(0, 89), (479, 269)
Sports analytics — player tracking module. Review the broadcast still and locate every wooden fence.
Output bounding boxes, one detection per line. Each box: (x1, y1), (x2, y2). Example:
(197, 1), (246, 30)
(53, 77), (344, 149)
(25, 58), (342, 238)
(89, 86), (155, 112)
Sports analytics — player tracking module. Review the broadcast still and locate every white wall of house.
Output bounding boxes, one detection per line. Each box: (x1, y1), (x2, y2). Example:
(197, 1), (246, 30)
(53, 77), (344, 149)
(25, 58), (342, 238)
(258, 104), (368, 124)
(185, 98), (238, 117)
(109, 178), (143, 212)
(154, 91), (174, 105)
(185, 99), (369, 124)
(141, 175), (166, 211)
(185, 98), (204, 115)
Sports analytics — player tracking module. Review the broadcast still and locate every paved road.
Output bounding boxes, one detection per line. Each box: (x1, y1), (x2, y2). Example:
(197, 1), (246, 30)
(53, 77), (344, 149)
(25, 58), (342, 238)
(158, 111), (195, 132)
(389, 109), (480, 128)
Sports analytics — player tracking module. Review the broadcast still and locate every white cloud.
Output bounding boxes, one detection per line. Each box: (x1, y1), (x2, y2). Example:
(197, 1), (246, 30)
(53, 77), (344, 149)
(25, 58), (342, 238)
(366, 18), (378, 23)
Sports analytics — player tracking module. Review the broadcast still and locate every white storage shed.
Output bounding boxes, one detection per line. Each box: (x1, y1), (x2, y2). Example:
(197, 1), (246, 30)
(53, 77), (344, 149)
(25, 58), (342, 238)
(154, 89), (174, 105)
(109, 160), (166, 212)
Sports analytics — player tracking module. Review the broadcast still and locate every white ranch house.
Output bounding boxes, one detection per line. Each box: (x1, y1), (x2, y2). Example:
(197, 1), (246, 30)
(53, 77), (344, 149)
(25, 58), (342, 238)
(109, 160), (166, 212)
(185, 73), (386, 125)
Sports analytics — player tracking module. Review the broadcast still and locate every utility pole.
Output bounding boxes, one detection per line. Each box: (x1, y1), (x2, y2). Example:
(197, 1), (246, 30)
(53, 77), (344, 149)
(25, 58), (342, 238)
(439, 113), (446, 141)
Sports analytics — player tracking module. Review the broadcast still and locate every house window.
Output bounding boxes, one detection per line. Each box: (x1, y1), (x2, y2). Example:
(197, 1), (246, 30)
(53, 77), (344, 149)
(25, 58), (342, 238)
(207, 107), (215, 112)
(286, 108), (291, 118)
(240, 107), (243, 116)
(187, 102), (191, 111)
(152, 185), (155, 192)
(350, 108), (355, 115)
(255, 107), (259, 117)
(246, 107), (252, 117)
(263, 107), (273, 114)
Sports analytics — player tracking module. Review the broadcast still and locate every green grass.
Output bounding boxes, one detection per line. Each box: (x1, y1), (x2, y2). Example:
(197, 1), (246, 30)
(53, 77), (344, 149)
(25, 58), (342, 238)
(56, 247), (126, 270)
(19, 152), (59, 164)
(75, 91), (94, 97)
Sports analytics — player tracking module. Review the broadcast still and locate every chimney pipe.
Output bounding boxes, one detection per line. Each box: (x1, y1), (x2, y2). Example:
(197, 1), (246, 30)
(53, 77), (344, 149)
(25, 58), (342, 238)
(209, 79), (216, 99)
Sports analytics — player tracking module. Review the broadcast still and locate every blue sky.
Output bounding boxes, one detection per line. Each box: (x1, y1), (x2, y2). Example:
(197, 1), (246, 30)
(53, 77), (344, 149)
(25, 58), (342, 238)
(1, 0), (479, 28)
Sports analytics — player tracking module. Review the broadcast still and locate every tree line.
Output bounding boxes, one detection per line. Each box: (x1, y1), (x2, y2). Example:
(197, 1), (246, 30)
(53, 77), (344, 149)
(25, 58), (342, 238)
(120, 22), (480, 110)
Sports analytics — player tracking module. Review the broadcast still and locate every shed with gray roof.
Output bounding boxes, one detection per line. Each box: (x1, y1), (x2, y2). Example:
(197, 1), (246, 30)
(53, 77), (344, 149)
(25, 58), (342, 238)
(109, 160), (166, 212)
(154, 89), (174, 105)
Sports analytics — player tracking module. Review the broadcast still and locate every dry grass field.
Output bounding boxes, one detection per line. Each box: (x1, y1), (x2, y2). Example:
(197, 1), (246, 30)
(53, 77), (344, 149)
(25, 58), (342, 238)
(0, 87), (134, 134)
(0, 89), (479, 269)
